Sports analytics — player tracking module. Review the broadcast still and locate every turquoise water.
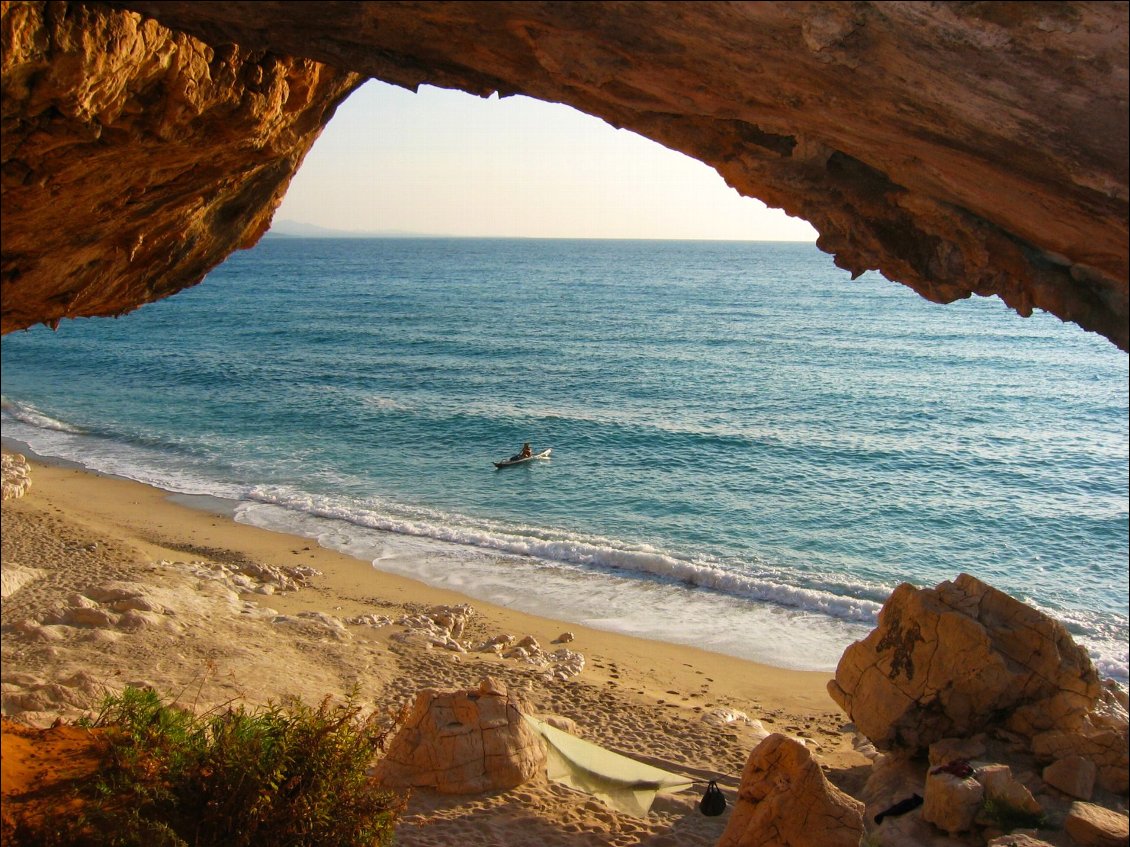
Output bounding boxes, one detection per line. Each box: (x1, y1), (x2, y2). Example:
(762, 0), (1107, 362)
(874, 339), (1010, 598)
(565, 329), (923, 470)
(3, 238), (1126, 679)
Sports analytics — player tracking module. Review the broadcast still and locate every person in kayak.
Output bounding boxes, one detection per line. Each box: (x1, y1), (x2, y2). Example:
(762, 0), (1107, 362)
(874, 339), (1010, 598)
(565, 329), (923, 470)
(509, 443), (533, 461)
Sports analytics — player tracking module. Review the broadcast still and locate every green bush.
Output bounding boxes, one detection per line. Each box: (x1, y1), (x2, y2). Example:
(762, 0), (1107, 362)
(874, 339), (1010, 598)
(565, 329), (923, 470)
(27, 687), (403, 847)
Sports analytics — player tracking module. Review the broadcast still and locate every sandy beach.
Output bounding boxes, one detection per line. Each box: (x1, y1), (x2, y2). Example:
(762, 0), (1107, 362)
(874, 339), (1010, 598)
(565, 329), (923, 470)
(2, 452), (869, 845)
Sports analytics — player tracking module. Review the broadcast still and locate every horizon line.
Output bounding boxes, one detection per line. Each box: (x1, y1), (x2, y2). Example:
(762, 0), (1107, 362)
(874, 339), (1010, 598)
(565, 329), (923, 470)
(267, 221), (819, 244)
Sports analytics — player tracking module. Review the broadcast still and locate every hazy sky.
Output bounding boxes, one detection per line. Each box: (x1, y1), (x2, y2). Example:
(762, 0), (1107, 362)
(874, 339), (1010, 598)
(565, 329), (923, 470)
(274, 80), (818, 241)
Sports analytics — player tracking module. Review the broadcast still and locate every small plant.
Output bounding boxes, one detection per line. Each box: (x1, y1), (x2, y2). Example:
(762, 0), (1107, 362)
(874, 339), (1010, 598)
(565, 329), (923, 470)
(979, 796), (1047, 833)
(20, 686), (404, 847)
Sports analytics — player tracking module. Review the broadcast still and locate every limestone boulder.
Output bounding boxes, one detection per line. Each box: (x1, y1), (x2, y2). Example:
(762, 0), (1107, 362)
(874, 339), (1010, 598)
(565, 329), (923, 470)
(828, 573), (1103, 753)
(373, 678), (545, 795)
(718, 733), (864, 847)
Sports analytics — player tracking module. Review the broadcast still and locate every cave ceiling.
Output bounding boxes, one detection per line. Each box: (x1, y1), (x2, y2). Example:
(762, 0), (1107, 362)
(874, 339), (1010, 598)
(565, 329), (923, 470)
(1, 1), (1127, 350)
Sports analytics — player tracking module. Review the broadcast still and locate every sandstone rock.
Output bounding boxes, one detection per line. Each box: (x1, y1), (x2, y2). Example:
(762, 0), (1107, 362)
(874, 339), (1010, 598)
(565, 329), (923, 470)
(1063, 801), (1130, 847)
(3, 3), (1127, 349)
(1042, 755), (1096, 801)
(0, 2), (361, 335)
(373, 678), (545, 794)
(929, 736), (987, 767)
(922, 768), (984, 835)
(472, 634), (514, 653)
(1031, 727), (1129, 795)
(718, 733), (864, 847)
(829, 574), (1102, 754)
(1, 453), (32, 500)
(977, 763), (1043, 819)
(345, 613), (392, 627)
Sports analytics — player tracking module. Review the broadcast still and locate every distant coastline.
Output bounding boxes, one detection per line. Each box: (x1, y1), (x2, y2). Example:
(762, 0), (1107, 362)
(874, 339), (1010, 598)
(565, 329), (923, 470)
(265, 219), (819, 242)
(266, 220), (439, 238)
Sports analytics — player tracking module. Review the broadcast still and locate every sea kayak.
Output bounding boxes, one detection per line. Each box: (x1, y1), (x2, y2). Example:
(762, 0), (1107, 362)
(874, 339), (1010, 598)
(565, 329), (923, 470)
(493, 448), (552, 468)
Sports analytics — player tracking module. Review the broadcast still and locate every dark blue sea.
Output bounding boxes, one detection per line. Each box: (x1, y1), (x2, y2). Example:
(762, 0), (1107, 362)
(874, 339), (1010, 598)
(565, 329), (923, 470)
(3, 237), (1126, 680)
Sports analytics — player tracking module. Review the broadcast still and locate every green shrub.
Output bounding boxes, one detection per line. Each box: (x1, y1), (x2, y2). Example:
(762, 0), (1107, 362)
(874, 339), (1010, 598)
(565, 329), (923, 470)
(27, 687), (403, 847)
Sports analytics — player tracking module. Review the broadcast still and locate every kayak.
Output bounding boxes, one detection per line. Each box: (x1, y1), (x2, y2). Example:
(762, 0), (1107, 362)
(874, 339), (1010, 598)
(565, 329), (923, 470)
(493, 448), (552, 468)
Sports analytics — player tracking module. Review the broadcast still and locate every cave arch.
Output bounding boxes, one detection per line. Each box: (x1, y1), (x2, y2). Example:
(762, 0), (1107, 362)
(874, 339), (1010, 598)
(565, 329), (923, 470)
(2, 1), (1127, 350)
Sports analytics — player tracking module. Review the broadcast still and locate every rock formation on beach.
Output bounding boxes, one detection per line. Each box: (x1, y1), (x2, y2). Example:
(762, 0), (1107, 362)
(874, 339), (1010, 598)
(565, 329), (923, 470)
(819, 572), (1129, 847)
(719, 732), (865, 847)
(2, 1), (1128, 349)
(374, 677), (546, 795)
(828, 573), (1129, 796)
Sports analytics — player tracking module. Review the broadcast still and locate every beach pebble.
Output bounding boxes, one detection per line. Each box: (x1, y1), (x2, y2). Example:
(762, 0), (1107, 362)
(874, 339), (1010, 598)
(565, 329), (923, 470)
(553, 632), (575, 643)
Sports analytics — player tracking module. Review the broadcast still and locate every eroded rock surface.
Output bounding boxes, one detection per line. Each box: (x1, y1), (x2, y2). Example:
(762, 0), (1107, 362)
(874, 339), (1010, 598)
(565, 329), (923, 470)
(2, 2), (1127, 349)
(1, 1), (360, 333)
(373, 677), (546, 795)
(828, 573), (1104, 752)
(718, 732), (865, 847)
(829, 571), (1130, 842)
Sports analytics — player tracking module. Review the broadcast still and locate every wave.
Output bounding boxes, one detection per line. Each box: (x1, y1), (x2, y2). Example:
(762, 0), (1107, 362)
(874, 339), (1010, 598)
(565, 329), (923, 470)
(242, 485), (885, 625)
(1, 398), (86, 434)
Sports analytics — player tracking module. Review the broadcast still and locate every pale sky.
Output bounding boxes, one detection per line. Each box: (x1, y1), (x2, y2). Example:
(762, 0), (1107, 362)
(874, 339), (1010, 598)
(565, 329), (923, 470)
(274, 79), (819, 241)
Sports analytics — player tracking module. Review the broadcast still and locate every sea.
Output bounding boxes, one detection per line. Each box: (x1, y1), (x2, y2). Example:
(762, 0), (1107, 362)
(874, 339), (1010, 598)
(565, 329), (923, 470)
(2, 237), (1127, 683)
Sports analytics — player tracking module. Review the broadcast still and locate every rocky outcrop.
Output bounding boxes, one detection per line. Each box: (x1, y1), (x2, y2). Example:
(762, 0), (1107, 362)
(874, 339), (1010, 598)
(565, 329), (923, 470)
(373, 677), (546, 795)
(1, 2), (1127, 349)
(718, 733), (865, 847)
(833, 574), (1130, 843)
(828, 573), (1106, 752)
(0, 1), (361, 334)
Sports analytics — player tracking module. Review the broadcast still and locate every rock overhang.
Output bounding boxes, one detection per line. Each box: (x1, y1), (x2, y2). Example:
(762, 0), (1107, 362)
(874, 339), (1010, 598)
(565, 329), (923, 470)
(1, 1), (1127, 351)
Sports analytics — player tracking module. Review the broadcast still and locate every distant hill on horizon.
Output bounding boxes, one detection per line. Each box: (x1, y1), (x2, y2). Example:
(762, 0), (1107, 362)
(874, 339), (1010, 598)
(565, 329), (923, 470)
(267, 219), (437, 238)
(267, 219), (818, 242)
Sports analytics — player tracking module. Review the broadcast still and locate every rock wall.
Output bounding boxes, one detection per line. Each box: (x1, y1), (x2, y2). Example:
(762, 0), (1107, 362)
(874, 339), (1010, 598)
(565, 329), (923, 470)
(0, 1), (361, 333)
(2, 1), (1126, 350)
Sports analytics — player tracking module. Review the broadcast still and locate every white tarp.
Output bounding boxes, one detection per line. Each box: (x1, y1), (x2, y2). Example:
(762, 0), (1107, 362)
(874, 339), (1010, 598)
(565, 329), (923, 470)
(524, 715), (694, 817)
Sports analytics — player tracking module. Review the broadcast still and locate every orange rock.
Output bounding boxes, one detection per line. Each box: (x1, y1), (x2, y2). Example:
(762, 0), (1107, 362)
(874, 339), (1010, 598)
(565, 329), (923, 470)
(373, 678), (546, 795)
(2, 2), (1127, 348)
(718, 733), (864, 847)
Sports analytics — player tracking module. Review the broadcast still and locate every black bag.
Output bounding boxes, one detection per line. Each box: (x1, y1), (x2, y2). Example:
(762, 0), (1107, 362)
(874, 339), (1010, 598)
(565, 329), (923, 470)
(699, 780), (726, 816)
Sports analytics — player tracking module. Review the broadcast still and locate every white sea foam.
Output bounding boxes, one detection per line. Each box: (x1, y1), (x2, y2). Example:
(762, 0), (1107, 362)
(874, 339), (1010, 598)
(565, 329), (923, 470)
(234, 498), (872, 671)
(0, 407), (246, 500)
(242, 485), (884, 625)
(1, 399), (85, 434)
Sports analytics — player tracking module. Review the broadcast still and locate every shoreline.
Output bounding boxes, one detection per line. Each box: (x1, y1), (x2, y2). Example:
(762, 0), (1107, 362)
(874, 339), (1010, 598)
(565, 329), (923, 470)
(2, 450), (840, 712)
(2, 448), (869, 843)
(0, 432), (863, 676)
